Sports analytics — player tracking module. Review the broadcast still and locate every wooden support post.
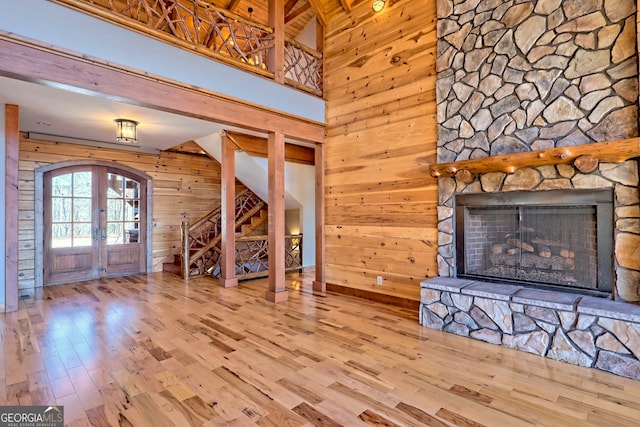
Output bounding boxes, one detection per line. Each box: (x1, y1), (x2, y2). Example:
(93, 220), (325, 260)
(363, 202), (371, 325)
(266, 131), (288, 303)
(313, 143), (326, 294)
(5, 104), (19, 312)
(220, 133), (238, 288)
(268, 0), (285, 84)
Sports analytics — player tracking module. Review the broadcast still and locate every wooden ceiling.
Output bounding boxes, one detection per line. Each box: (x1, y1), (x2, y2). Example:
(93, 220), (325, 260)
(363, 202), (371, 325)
(209, 0), (363, 39)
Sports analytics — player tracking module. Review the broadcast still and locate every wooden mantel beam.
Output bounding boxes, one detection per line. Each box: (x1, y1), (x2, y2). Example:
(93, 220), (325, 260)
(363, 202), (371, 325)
(429, 138), (640, 178)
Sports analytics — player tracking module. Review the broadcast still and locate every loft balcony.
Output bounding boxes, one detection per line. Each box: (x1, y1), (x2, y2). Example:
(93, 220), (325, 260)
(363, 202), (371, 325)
(52, 0), (323, 96)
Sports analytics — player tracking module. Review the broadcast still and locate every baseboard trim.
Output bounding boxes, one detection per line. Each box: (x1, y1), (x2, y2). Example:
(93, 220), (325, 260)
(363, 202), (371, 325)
(326, 283), (420, 310)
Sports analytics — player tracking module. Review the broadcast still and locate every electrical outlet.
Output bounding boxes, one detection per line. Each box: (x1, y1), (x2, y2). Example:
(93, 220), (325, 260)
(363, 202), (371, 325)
(376, 276), (383, 285)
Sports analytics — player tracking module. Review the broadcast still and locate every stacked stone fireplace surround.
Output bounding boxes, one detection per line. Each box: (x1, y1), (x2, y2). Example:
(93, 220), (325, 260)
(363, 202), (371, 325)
(422, 0), (640, 379)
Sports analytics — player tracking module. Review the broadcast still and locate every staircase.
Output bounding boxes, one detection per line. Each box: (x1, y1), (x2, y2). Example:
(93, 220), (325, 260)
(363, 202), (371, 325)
(163, 189), (267, 278)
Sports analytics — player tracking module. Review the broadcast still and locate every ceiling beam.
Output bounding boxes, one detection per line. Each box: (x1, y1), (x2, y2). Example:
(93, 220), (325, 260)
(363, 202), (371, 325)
(284, 0), (299, 16)
(338, 0), (354, 13)
(285, 2), (312, 24)
(225, 0), (242, 12)
(0, 37), (325, 143)
(226, 131), (315, 165)
(307, 0), (326, 26)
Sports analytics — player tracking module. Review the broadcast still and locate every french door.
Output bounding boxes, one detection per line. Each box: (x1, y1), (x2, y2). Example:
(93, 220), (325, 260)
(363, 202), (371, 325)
(43, 165), (146, 285)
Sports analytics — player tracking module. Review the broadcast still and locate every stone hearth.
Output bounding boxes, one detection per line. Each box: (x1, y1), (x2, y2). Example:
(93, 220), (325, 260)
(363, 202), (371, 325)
(420, 277), (640, 379)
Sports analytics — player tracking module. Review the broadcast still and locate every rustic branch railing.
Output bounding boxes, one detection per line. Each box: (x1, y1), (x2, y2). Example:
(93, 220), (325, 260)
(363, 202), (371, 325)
(181, 189), (265, 278)
(212, 234), (303, 280)
(285, 39), (323, 95)
(52, 0), (323, 95)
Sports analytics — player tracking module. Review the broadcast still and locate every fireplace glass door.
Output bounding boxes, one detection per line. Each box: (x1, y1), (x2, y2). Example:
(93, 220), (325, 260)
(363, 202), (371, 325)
(455, 190), (613, 295)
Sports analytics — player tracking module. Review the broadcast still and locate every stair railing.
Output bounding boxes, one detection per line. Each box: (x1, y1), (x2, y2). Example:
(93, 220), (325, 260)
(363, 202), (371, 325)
(211, 234), (303, 280)
(181, 189), (265, 278)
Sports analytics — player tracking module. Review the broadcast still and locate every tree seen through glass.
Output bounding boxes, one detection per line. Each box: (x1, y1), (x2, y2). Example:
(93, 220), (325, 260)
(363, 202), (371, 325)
(107, 173), (141, 244)
(51, 171), (141, 248)
(51, 171), (92, 248)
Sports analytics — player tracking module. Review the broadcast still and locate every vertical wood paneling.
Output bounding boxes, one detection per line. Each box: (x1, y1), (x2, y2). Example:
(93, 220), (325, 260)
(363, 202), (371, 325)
(18, 134), (231, 290)
(324, 0), (438, 301)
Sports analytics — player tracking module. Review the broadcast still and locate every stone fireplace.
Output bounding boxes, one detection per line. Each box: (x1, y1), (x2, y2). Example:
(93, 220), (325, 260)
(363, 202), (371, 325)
(437, 161), (640, 302)
(420, 0), (640, 379)
(421, 161), (640, 380)
(455, 189), (613, 295)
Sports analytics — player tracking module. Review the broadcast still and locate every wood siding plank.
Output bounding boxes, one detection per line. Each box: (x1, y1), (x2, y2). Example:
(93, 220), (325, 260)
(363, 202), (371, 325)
(324, 0), (438, 302)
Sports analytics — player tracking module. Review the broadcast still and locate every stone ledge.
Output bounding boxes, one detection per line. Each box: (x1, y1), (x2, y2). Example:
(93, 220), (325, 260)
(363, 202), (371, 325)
(420, 277), (476, 292)
(512, 288), (581, 311)
(462, 282), (522, 301)
(578, 296), (640, 323)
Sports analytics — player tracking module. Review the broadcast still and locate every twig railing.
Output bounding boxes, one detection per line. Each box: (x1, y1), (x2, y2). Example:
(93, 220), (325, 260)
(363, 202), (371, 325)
(212, 234), (303, 280)
(52, 0), (323, 95)
(181, 189), (265, 278)
(285, 39), (323, 95)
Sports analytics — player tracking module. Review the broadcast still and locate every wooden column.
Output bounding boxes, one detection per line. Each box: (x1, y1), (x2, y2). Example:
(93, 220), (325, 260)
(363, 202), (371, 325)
(313, 143), (326, 294)
(5, 104), (19, 312)
(268, 0), (285, 84)
(266, 131), (288, 302)
(220, 133), (238, 288)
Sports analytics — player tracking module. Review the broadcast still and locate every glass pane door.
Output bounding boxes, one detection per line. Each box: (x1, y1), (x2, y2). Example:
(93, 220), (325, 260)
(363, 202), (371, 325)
(106, 173), (141, 244)
(51, 171), (93, 248)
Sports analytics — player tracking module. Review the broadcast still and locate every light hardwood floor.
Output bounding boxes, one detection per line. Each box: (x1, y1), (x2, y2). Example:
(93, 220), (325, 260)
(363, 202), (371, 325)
(2, 272), (640, 426)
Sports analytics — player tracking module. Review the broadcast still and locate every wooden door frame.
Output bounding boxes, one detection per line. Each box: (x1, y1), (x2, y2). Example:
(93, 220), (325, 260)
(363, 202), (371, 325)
(35, 160), (153, 287)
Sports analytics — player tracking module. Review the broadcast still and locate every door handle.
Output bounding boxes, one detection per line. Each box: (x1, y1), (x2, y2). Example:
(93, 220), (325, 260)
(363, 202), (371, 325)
(101, 228), (107, 240)
(93, 228), (98, 241)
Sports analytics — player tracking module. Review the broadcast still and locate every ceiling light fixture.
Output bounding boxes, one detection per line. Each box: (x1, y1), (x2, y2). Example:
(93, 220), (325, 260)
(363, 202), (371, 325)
(115, 118), (138, 143)
(372, 0), (385, 12)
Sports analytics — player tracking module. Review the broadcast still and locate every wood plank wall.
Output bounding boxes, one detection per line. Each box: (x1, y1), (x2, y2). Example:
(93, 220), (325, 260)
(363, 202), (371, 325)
(18, 134), (235, 291)
(324, 0), (439, 302)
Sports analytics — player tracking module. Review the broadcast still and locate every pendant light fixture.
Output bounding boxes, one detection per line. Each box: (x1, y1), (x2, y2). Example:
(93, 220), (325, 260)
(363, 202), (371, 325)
(115, 119), (138, 144)
(372, 0), (385, 12)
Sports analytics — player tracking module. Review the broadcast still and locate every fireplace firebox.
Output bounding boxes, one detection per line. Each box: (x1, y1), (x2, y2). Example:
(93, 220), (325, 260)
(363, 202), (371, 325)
(455, 189), (613, 296)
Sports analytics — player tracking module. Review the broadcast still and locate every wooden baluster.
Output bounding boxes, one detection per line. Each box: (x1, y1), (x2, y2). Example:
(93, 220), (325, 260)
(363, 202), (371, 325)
(181, 219), (190, 280)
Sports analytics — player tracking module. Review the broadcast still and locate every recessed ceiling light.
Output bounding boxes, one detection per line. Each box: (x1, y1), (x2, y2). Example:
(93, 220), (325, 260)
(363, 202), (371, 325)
(36, 121), (51, 126)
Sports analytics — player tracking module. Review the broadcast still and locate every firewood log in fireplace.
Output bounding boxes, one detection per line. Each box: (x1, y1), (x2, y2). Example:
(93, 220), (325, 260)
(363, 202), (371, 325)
(560, 248), (575, 258)
(536, 243), (551, 258)
(506, 237), (534, 252)
(564, 257), (576, 270)
(530, 237), (569, 249)
(491, 243), (510, 254)
(490, 253), (577, 271)
(490, 231), (577, 272)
